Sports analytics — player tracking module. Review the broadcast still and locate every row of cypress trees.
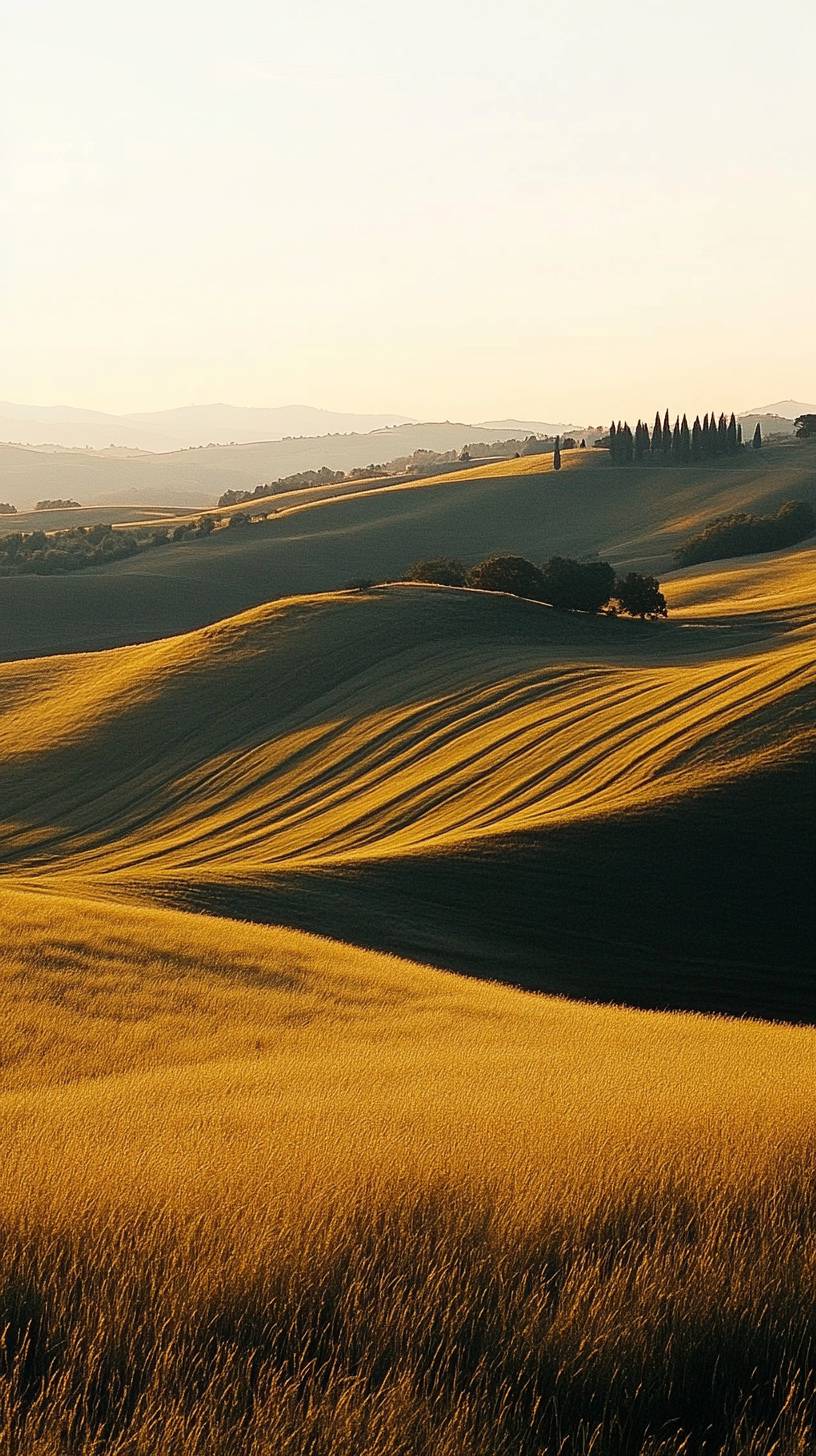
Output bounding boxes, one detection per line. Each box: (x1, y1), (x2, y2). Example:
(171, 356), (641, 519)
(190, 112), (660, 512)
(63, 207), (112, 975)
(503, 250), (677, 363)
(609, 412), (761, 464)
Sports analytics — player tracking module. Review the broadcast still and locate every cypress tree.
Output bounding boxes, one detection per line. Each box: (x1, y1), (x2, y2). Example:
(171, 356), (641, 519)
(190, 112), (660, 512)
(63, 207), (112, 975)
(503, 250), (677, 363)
(679, 414), (691, 462)
(753, 422), (762, 450)
(663, 410), (672, 457)
(727, 412), (738, 452)
(634, 421), (644, 461)
(553, 436), (562, 471)
(652, 411), (663, 453)
(709, 411), (720, 454)
(609, 421), (617, 461)
(623, 423), (634, 463)
(702, 413), (711, 453)
(737, 422), (743, 447)
(672, 417), (681, 458)
(718, 412), (728, 452)
(642, 420), (650, 453)
(692, 416), (702, 458)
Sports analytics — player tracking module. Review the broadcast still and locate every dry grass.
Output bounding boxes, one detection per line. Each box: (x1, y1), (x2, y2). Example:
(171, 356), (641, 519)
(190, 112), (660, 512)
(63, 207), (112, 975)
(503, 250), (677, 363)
(2, 885), (815, 1454)
(0, 572), (813, 885)
(1, 533), (814, 1451)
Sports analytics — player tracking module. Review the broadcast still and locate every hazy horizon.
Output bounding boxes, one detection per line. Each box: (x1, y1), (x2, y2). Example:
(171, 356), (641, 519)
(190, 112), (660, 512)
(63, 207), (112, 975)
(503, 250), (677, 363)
(3, 0), (814, 420)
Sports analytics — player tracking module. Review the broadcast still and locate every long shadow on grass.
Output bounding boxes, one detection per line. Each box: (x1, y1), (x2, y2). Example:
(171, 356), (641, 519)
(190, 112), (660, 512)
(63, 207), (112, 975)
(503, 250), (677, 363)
(157, 754), (816, 1025)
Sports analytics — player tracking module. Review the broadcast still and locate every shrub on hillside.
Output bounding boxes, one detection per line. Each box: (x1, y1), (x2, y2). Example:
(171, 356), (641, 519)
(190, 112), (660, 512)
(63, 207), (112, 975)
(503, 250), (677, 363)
(34, 498), (81, 510)
(674, 500), (815, 567)
(613, 572), (668, 619)
(539, 557), (616, 613)
(404, 557), (468, 587)
(467, 555), (547, 599)
(0, 503), (17, 514)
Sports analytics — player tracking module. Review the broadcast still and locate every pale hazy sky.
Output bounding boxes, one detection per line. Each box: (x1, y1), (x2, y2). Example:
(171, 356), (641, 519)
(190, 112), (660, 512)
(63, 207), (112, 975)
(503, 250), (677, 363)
(1, 0), (814, 423)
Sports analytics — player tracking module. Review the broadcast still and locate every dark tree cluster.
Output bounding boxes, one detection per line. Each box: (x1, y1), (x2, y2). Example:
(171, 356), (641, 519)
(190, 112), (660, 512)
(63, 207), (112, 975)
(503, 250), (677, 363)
(0, 502), (17, 515)
(795, 414), (816, 439)
(674, 500), (815, 567)
(0, 515), (216, 577)
(608, 411), (747, 464)
(34, 498), (83, 510)
(404, 555), (667, 618)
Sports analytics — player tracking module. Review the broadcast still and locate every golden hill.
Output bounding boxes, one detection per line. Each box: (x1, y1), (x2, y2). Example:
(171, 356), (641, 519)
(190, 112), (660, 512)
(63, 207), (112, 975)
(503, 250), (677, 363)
(1, 546), (813, 1015)
(1, 882), (815, 1453)
(1, 491), (815, 1451)
(1, 440), (814, 660)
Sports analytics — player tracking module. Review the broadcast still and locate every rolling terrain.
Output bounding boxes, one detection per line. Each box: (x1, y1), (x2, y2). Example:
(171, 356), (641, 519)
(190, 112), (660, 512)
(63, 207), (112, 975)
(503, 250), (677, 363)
(1, 439), (815, 1454)
(2, 441), (814, 661)
(1, 534), (813, 1018)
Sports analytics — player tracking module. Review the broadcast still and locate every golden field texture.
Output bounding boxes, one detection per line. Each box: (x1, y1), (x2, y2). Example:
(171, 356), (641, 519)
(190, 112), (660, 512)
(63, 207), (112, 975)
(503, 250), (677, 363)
(0, 518), (814, 1451)
(1, 885), (816, 1455)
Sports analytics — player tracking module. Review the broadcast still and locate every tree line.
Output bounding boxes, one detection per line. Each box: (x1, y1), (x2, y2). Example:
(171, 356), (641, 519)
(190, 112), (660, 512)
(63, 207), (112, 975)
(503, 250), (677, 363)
(392, 555), (667, 618)
(0, 516), (216, 576)
(607, 411), (762, 464)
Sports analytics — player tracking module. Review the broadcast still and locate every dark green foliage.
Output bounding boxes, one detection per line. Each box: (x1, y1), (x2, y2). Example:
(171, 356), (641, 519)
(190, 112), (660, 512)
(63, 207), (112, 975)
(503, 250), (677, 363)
(795, 414), (816, 439)
(34, 498), (81, 511)
(540, 557), (617, 613)
(753, 423), (762, 450)
(0, 503), (17, 514)
(227, 512), (250, 528)
(609, 409), (743, 466)
(674, 500), (815, 567)
(0, 514), (213, 577)
(404, 557), (469, 587)
(552, 437), (562, 471)
(467, 555), (547, 599)
(613, 572), (667, 618)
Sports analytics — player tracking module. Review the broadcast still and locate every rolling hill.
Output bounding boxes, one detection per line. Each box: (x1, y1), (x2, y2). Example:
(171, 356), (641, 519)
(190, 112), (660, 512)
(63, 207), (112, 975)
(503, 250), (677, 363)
(1, 441), (814, 662)
(2, 535), (813, 1018)
(2, 433), (815, 1453)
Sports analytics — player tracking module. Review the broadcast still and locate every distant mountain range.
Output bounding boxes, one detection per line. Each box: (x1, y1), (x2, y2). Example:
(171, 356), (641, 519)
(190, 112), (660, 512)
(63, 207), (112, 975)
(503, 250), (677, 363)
(0, 420), (566, 510)
(743, 400), (814, 420)
(0, 403), (416, 453)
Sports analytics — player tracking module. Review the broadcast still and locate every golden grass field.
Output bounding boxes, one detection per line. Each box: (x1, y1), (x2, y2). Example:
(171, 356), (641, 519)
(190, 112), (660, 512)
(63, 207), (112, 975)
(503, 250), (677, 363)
(1, 455), (815, 1451)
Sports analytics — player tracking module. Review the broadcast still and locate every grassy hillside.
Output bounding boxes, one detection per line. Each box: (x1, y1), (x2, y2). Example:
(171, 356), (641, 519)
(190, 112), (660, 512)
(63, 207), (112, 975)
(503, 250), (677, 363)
(1, 883), (815, 1454)
(1, 441), (814, 660)
(1, 492), (814, 1451)
(1, 550), (812, 1016)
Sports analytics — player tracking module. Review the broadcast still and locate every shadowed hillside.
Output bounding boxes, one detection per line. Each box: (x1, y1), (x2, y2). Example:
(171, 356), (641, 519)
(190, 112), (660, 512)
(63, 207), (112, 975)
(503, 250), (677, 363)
(1, 441), (814, 660)
(2, 547), (813, 1019)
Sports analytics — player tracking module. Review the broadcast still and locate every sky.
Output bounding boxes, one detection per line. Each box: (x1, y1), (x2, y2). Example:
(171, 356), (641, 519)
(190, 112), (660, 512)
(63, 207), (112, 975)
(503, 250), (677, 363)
(1, 0), (814, 425)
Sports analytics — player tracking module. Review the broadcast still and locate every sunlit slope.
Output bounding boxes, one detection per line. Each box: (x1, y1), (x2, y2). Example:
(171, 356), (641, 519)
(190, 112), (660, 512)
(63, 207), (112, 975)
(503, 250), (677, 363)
(1, 440), (813, 659)
(0, 584), (812, 884)
(2, 883), (816, 1452)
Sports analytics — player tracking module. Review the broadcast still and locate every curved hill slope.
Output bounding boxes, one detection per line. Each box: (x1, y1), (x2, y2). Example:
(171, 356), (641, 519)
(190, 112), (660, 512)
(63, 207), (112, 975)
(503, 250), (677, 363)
(1, 552), (813, 1017)
(1, 441), (814, 661)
